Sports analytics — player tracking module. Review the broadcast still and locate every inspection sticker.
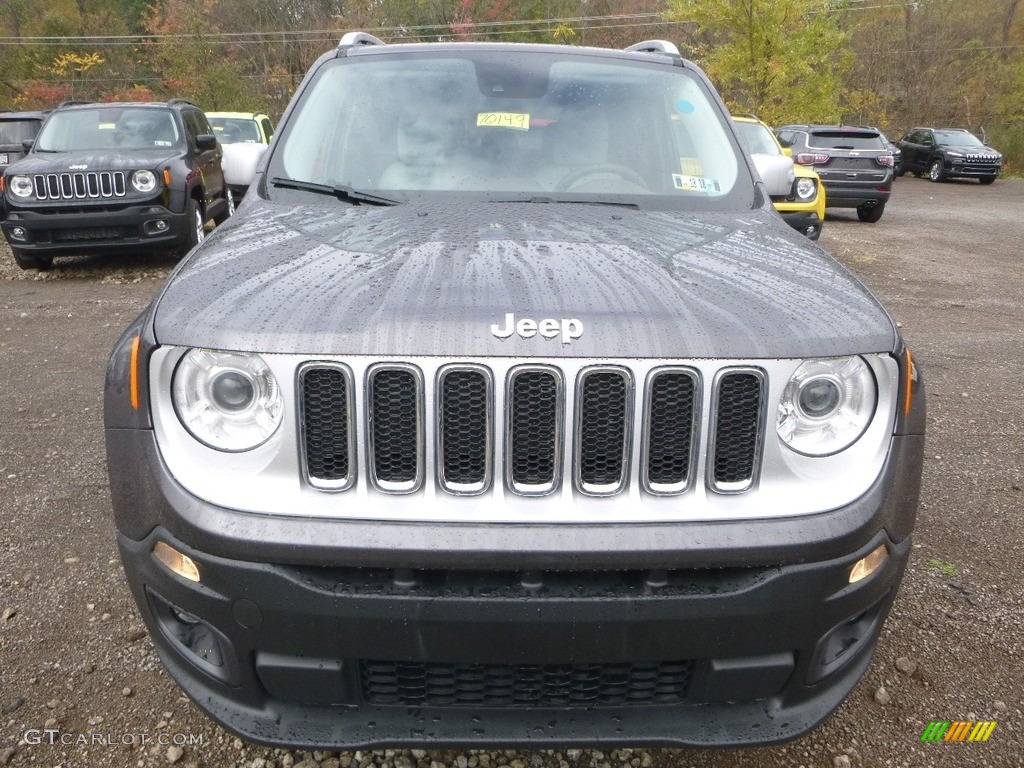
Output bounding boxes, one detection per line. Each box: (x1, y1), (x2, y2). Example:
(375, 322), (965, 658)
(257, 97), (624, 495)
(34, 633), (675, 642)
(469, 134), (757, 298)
(673, 174), (720, 193)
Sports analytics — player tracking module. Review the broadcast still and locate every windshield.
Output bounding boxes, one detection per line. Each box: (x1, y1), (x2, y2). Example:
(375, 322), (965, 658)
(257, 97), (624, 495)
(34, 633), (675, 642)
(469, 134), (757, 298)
(209, 116), (262, 144)
(269, 50), (749, 208)
(0, 119), (42, 145)
(934, 130), (985, 147)
(734, 120), (781, 156)
(35, 107), (181, 152)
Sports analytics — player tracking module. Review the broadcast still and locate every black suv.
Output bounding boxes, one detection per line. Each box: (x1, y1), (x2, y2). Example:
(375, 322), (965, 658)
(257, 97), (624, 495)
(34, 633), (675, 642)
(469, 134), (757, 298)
(776, 124), (894, 222)
(1, 99), (232, 270)
(896, 127), (1002, 184)
(0, 110), (47, 171)
(0, 110), (48, 221)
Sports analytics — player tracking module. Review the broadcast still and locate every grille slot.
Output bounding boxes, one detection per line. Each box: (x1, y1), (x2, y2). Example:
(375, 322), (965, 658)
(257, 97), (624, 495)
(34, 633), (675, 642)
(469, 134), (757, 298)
(299, 364), (355, 490)
(711, 370), (765, 493)
(437, 366), (492, 494)
(32, 171), (126, 201)
(643, 369), (698, 494)
(360, 659), (693, 708)
(576, 368), (632, 495)
(506, 367), (562, 495)
(367, 365), (423, 492)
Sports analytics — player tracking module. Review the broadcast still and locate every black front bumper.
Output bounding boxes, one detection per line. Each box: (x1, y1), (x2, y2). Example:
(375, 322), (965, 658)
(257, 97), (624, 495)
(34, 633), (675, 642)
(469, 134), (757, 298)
(779, 211), (822, 240)
(120, 526), (908, 749)
(108, 427), (923, 749)
(1, 203), (188, 256)
(943, 160), (1001, 180)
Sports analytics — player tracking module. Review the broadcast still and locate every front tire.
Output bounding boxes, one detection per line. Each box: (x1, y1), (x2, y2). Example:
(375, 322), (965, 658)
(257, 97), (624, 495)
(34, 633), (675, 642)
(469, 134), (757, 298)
(929, 158), (945, 182)
(181, 196), (206, 255)
(857, 202), (885, 223)
(213, 187), (234, 225)
(12, 248), (53, 271)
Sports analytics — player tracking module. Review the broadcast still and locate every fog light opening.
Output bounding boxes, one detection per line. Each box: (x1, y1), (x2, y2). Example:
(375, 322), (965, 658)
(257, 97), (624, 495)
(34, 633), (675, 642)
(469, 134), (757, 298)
(153, 541), (201, 583)
(10, 226), (28, 241)
(849, 544), (888, 584)
(144, 219), (170, 235)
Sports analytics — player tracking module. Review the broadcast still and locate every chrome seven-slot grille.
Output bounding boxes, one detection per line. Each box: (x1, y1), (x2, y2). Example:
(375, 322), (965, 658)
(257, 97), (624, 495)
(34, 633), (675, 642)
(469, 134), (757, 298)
(298, 363), (765, 497)
(32, 171), (127, 201)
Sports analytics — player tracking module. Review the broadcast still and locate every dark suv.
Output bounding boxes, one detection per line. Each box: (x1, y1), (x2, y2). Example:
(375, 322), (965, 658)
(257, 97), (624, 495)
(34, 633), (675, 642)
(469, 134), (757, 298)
(776, 124), (894, 222)
(105, 33), (924, 749)
(0, 110), (47, 171)
(896, 127), (1002, 184)
(1, 99), (232, 270)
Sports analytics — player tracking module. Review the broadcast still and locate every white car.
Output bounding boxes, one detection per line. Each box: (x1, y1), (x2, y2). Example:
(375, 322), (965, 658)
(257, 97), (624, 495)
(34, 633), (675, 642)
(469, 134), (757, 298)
(206, 111), (274, 197)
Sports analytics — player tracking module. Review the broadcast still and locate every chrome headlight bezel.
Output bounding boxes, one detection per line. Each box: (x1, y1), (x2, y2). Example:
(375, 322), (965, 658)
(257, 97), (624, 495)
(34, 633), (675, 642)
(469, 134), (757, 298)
(776, 356), (877, 457)
(9, 175), (34, 198)
(794, 177), (817, 200)
(172, 349), (283, 452)
(131, 169), (158, 194)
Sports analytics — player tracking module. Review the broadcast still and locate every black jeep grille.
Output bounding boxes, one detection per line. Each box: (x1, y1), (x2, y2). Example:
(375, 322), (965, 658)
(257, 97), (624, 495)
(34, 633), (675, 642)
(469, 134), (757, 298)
(32, 171), (126, 201)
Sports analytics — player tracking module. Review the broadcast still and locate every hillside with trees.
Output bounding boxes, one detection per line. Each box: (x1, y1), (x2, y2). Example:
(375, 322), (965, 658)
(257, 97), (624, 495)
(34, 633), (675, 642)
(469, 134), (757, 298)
(2, 0), (1022, 170)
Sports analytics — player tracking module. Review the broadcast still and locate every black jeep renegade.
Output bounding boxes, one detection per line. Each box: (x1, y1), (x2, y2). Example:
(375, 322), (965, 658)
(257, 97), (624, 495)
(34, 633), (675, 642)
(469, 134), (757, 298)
(1, 99), (232, 270)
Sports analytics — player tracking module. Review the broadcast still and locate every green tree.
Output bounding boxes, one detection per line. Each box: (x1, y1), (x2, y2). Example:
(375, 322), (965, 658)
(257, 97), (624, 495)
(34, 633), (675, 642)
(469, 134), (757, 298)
(664, 0), (851, 125)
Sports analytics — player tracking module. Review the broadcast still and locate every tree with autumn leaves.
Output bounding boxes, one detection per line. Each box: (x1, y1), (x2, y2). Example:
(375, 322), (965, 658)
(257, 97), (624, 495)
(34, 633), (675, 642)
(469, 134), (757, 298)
(1, 0), (1023, 170)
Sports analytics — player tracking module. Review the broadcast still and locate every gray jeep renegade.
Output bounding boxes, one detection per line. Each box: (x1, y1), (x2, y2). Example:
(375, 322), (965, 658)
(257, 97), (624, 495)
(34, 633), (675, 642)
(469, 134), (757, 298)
(104, 33), (925, 750)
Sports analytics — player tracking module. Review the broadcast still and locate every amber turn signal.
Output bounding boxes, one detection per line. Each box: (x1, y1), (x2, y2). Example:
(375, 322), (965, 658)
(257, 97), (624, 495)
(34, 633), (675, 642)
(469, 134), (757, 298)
(849, 544), (888, 584)
(153, 541), (201, 583)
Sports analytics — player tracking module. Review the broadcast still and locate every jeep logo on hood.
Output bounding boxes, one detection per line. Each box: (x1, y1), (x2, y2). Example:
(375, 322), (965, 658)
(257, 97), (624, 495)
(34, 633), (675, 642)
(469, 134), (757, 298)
(490, 313), (584, 345)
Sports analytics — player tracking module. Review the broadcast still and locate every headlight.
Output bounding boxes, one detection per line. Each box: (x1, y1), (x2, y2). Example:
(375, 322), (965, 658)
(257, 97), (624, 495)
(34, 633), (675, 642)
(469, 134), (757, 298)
(9, 175), (34, 198)
(946, 150), (963, 157)
(795, 177), (816, 200)
(172, 349), (283, 451)
(776, 356), (876, 456)
(131, 169), (158, 193)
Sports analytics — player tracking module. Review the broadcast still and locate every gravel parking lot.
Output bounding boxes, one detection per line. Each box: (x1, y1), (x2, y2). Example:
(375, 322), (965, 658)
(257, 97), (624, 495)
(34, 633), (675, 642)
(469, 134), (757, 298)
(1, 177), (1021, 768)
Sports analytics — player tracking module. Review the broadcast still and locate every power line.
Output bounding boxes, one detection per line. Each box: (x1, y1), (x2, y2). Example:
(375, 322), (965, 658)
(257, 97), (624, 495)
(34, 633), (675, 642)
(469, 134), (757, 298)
(0, 13), (676, 46)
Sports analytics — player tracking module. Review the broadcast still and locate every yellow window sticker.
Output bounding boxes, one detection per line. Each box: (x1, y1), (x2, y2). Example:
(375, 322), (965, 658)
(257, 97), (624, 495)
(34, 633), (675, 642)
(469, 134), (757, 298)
(679, 157), (704, 176)
(99, 123), (116, 130)
(673, 174), (721, 193)
(477, 112), (530, 131)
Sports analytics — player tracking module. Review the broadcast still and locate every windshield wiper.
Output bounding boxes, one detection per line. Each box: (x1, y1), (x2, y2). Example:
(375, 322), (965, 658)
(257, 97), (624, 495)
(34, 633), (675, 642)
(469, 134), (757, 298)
(487, 196), (639, 209)
(270, 177), (398, 206)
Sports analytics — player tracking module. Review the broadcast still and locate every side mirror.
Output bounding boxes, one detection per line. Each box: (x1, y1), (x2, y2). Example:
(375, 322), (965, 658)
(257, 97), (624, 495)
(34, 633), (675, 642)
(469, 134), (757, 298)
(221, 143), (269, 188)
(22, 139), (34, 152)
(196, 134), (218, 151)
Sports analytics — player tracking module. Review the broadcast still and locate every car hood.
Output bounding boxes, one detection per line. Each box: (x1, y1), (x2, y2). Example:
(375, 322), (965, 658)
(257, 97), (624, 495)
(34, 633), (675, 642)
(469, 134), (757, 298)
(8, 149), (182, 174)
(153, 199), (896, 359)
(956, 145), (1000, 156)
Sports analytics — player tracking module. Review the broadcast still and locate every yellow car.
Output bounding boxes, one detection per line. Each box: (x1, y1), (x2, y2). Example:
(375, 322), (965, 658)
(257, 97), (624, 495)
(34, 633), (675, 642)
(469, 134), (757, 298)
(732, 115), (826, 240)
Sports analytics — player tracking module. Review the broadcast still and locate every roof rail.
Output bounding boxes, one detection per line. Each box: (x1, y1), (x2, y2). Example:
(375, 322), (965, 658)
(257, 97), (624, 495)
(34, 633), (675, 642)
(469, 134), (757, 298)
(339, 31), (386, 48)
(624, 40), (680, 56)
(55, 100), (93, 110)
(167, 98), (200, 109)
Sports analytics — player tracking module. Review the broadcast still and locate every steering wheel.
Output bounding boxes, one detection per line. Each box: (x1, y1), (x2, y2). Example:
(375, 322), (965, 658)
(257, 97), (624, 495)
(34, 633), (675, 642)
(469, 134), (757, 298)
(554, 164), (650, 192)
